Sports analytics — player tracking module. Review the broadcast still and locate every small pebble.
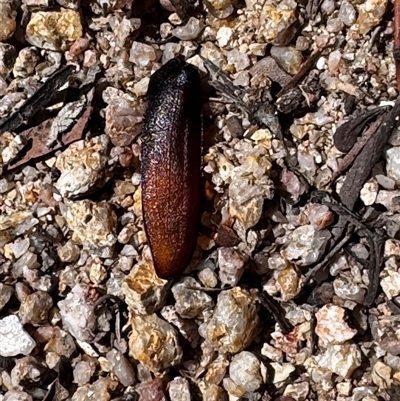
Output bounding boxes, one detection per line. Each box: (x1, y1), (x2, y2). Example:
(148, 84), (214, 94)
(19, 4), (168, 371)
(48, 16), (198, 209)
(0, 315), (37, 357)
(229, 351), (262, 392)
(172, 17), (204, 41)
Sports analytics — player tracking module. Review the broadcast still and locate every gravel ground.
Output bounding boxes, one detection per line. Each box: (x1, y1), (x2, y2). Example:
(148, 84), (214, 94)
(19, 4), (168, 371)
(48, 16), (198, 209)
(0, 0), (400, 400)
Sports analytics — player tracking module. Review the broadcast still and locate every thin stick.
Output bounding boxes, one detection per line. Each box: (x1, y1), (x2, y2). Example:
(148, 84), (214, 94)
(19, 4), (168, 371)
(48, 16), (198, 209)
(304, 228), (353, 283)
(394, 0), (400, 91)
(277, 48), (325, 97)
(330, 115), (383, 183)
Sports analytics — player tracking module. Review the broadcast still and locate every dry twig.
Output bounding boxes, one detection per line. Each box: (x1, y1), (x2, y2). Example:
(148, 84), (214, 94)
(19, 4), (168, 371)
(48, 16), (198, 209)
(394, 0), (400, 90)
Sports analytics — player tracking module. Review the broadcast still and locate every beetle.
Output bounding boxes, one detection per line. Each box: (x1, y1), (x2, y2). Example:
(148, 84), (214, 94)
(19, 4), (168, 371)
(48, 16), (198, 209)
(141, 56), (202, 280)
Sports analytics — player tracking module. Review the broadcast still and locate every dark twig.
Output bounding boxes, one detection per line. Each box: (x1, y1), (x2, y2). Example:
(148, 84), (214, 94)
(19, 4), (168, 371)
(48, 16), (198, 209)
(258, 292), (293, 335)
(310, 311), (318, 354)
(277, 48), (325, 98)
(0, 65), (75, 135)
(202, 56), (283, 139)
(115, 308), (122, 344)
(333, 107), (385, 153)
(93, 293), (122, 309)
(330, 114), (383, 183)
(368, 26), (382, 51)
(311, 191), (385, 306)
(304, 226), (354, 283)
(185, 286), (233, 292)
(311, 191), (370, 233)
(340, 98), (400, 211)
(365, 234), (385, 307)
(93, 294), (125, 348)
(394, 0), (400, 91)
(306, 0), (323, 20)
(42, 356), (72, 401)
(202, 57), (247, 106)
(6, 105), (93, 171)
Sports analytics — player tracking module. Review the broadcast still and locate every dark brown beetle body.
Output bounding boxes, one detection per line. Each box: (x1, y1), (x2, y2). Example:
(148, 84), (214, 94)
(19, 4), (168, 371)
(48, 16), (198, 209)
(141, 57), (202, 280)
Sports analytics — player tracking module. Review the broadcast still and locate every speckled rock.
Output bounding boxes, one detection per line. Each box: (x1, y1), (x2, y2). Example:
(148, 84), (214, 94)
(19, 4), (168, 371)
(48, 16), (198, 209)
(0, 2), (17, 41)
(260, 0), (299, 46)
(202, 287), (259, 353)
(71, 378), (116, 401)
(129, 41), (156, 67)
(136, 379), (168, 401)
(172, 17), (204, 40)
(381, 259), (400, 299)
(229, 351), (263, 392)
(0, 315), (36, 357)
(385, 147), (400, 187)
(103, 87), (144, 147)
(0, 283), (13, 312)
(10, 356), (47, 388)
(283, 225), (331, 266)
(129, 313), (182, 372)
(0, 43), (17, 76)
(376, 190), (400, 212)
(270, 362), (295, 383)
(172, 277), (214, 319)
(372, 360), (392, 389)
(106, 349), (136, 386)
(168, 377), (191, 401)
(55, 136), (110, 198)
(356, 0), (388, 35)
(217, 247), (248, 287)
(208, 0), (232, 10)
(270, 46), (303, 75)
(43, 326), (76, 360)
(333, 275), (366, 304)
(122, 259), (169, 315)
(60, 199), (117, 257)
(161, 305), (200, 348)
(58, 284), (96, 342)
(0, 133), (26, 164)
(315, 304), (357, 346)
(228, 144), (274, 230)
(26, 9), (83, 51)
(19, 291), (53, 326)
(338, 0), (357, 26)
(370, 315), (400, 355)
(274, 264), (302, 301)
(12, 47), (39, 78)
(317, 343), (362, 379)
(306, 204), (334, 230)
